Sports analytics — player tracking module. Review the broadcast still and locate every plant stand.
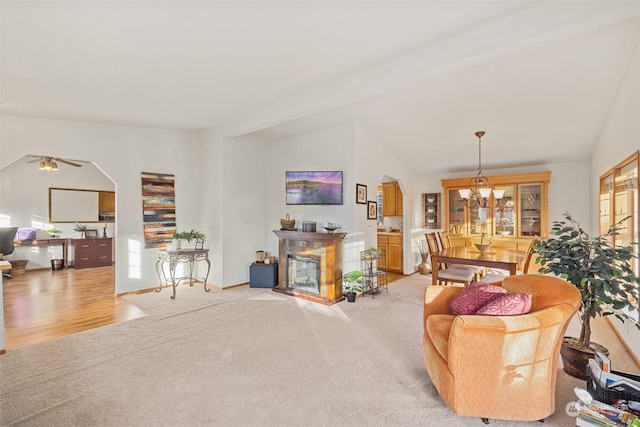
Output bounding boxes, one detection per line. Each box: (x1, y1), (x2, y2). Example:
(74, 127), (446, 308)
(361, 249), (388, 298)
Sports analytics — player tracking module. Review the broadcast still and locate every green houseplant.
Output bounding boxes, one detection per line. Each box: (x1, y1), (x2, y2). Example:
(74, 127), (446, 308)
(169, 229), (206, 250)
(74, 222), (87, 238)
(173, 229), (206, 242)
(342, 270), (363, 302)
(534, 212), (640, 379)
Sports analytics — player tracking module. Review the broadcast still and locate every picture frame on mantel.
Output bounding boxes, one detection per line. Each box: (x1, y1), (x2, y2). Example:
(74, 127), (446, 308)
(367, 201), (377, 220)
(356, 183), (367, 204)
(85, 229), (98, 238)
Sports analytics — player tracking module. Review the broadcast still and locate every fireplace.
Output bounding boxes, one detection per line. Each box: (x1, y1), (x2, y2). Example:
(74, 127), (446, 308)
(288, 254), (320, 295)
(273, 230), (347, 305)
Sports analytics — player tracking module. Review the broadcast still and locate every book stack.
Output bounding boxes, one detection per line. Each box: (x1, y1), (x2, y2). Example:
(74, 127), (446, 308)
(575, 398), (640, 426)
(575, 358), (640, 426)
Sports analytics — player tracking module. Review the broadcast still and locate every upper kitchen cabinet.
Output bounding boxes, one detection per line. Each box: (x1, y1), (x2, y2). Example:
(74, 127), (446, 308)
(382, 182), (403, 217)
(442, 171), (550, 249)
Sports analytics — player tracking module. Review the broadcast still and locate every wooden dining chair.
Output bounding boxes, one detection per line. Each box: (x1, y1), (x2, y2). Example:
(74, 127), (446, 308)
(437, 231), (484, 281)
(425, 232), (474, 286)
(481, 236), (538, 283)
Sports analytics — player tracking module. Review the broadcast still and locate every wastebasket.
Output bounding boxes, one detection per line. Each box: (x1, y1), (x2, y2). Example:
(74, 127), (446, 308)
(51, 259), (64, 271)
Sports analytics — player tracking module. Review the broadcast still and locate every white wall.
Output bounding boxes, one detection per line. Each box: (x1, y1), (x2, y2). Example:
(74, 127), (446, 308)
(221, 133), (269, 287)
(590, 42), (640, 361)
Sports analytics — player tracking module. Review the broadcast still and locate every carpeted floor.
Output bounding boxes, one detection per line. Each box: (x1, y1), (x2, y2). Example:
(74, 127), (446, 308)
(0, 274), (637, 426)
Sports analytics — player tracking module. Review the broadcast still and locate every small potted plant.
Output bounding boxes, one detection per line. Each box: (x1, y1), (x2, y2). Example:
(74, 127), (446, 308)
(342, 270), (363, 302)
(74, 222), (87, 238)
(534, 212), (640, 379)
(172, 229), (206, 249)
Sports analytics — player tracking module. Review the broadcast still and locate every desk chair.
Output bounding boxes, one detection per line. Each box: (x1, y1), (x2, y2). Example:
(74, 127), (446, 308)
(0, 227), (18, 279)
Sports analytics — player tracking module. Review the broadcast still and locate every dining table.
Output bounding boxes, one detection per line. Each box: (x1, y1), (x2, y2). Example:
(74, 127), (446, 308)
(431, 246), (525, 286)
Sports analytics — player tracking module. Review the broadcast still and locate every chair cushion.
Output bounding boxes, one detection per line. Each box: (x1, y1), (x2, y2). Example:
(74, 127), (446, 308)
(476, 293), (532, 316)
(448, 282), (507, 315)
(426, 314), (455, 361)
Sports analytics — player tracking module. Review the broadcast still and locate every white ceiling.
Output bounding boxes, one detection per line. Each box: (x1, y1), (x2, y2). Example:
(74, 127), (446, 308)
(2, 1), (640, 175)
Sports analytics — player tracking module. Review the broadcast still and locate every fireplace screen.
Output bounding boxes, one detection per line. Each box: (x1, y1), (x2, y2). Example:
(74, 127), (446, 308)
(287, 254), (320, 295)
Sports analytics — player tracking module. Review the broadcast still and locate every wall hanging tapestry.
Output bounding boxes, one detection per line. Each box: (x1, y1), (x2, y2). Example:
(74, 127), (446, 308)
(141, 172), (176, 249)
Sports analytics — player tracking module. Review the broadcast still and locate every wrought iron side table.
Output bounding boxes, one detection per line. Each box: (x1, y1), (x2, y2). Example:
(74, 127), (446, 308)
(155, 249), (211, 299)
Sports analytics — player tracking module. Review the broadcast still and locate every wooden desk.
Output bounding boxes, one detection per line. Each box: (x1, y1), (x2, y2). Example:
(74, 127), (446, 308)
(431, 246), (525, 286)
(13, 238), (69, 268)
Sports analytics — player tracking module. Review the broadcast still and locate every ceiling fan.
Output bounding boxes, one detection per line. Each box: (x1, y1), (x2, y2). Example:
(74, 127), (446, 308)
(26, 155), (85, 171)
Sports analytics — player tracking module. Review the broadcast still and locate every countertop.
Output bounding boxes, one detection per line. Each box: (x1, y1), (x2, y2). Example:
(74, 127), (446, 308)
(377, 230), (403, 236)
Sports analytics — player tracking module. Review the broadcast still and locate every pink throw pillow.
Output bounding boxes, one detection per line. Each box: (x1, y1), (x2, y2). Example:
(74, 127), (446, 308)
(476, 293), (532, 316)
(449, 282), (507, 315)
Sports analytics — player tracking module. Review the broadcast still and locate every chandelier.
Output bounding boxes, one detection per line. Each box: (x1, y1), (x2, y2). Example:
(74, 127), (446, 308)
(458, 131), (504, 208)
(38, 157), (59, 172)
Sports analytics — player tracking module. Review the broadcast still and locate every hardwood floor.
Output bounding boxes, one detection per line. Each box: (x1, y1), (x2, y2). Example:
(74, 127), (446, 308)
(2, 266), (407, 351)
(2, 265), (146, 350)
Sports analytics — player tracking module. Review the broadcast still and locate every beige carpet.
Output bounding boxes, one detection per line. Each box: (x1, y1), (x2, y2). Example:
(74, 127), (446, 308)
(0, 274), (637, 426)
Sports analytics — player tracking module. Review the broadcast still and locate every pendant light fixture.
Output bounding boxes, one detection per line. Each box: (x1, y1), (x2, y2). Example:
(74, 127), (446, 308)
(458, 131), (504, 208)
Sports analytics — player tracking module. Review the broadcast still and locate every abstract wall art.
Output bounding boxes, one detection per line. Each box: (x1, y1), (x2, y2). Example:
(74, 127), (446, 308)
(141, 172), (176, 249)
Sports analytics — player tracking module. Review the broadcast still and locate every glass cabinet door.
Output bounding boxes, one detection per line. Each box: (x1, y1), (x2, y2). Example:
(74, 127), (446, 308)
(519, 184), (542, 237)
(494, 185), (515, 237)
(448, 189), (465, 235)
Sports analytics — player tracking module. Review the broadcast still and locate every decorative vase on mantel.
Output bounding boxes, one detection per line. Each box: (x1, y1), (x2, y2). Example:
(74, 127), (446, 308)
(418, 254), (430, 275)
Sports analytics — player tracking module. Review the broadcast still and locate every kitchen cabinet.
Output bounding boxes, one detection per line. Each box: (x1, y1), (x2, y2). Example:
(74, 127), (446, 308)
(73, 238), (112, 269)
(442, 171), (550, 250)
(382, 182), (403, 217)
(99, 191), (115, 215)
(377, 233), (402, 273)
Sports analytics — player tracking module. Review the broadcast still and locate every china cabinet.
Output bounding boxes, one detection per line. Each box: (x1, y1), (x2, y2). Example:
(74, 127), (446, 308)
(442, 171), (551, 250)
(599, 151), (639, 273)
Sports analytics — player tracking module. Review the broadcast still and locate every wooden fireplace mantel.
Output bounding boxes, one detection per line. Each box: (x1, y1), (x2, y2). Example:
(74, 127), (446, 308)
(272, 230), (347, 241)
(273, 230), (347, 305)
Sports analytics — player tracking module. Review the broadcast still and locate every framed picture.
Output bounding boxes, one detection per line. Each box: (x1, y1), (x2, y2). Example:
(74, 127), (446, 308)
(367, 201), (377, 220)
(85, 229), (99, 238)
(195, 241), (204, 250)
(356, 183), (367, 204)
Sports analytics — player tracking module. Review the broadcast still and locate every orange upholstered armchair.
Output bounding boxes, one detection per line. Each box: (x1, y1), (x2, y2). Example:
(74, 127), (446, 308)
(422, 274), (581, 422)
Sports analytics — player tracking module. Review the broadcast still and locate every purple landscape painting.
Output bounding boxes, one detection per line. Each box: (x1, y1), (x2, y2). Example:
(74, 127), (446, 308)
(286, 171), (343, 205)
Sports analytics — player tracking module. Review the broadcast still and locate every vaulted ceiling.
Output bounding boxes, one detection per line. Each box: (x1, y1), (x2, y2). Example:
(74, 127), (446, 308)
(2, 1), (639, 174)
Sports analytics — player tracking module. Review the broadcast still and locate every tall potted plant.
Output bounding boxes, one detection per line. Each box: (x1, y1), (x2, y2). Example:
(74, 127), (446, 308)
(534, 212), (640, 379)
